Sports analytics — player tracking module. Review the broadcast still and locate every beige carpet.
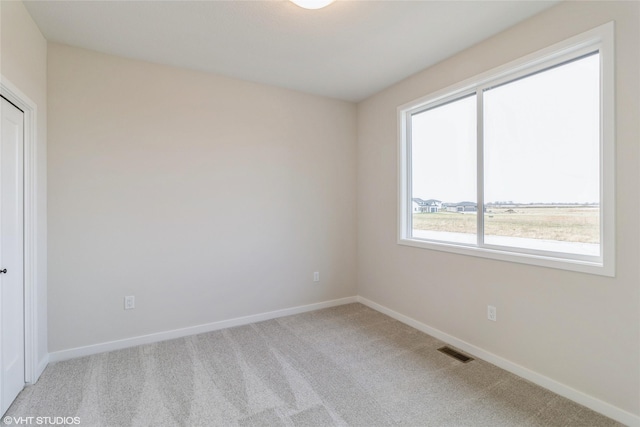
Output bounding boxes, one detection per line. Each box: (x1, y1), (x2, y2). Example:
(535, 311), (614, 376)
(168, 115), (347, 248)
(4, 303), (622, 426)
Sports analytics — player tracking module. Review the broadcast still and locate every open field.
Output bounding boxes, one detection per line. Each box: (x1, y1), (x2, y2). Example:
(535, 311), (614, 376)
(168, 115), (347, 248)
(413, 206), (599, 243)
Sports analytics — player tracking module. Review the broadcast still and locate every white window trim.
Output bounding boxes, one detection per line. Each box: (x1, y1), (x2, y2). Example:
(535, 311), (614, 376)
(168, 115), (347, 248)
(398, 22), (615, 277)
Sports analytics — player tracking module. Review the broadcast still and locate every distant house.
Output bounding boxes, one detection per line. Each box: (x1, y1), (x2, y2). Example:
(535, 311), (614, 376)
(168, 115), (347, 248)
(442, 201), (477, 213)
(412, 198), (441, 213)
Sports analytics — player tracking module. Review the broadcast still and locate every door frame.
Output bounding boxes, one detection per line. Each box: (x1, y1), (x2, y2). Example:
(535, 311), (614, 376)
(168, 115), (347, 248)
(1, 75), (40, 386)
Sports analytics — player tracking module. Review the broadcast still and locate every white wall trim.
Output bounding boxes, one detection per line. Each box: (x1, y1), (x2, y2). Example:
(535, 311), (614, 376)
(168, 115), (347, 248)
(36, 355), (49, 381)
(0, 75), (44, 385)
(356, 296), (639, 427)
(45, 294), (638, 425)
(49, 296), (357, 363)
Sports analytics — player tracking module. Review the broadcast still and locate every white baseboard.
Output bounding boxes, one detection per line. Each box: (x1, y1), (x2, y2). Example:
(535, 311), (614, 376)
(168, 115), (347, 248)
(356, 296), (639, 427)
(48, 296), (357, 363)
(45, 294), (638, 426)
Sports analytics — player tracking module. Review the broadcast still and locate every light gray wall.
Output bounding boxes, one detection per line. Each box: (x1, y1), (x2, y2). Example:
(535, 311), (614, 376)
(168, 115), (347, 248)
(0, 0), (48, 373)
(41, 0), (640, 420)
(357, 0), (639, 418)
(47, 43), (357, 352)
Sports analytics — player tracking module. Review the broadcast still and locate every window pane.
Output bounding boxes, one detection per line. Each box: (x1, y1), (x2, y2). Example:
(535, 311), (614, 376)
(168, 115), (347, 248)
(411, 95), (477, 244)
(483, 53), (600, 256)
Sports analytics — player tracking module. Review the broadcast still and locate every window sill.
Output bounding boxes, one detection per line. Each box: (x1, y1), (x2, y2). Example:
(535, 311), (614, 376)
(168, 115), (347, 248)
(398, 237), (613, 277)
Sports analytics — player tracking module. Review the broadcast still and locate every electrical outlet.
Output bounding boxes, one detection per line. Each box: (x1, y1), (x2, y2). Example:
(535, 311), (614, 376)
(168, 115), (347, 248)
(487, 305), (497, 321)
(124, 296), (135, 310)
(313, 272), (320, 282)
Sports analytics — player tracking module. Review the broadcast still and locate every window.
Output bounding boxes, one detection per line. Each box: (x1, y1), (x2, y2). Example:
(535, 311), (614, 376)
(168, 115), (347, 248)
(398, 23), (614, 276)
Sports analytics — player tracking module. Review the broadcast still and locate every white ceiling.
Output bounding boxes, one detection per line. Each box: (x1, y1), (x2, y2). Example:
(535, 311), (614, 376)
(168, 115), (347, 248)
(24, 0), (559, 102)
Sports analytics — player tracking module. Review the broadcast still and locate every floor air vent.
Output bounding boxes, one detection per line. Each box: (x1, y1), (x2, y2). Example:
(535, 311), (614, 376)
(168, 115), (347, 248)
(438, 346), (473, 363)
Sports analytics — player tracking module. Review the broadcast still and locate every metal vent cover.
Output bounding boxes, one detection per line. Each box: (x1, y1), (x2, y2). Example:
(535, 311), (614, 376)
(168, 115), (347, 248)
(438, 346), (473, 363)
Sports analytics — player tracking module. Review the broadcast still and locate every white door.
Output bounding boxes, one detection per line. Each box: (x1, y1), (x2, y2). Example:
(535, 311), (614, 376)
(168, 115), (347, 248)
(0, 96), (25, 415)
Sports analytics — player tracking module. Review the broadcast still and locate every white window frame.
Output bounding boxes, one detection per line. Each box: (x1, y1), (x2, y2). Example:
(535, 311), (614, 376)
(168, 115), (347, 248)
(398, 22), (615, 277)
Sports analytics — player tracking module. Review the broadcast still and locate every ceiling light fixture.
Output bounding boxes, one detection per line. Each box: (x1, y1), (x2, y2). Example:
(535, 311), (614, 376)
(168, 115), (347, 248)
(290, 0), (335, 10)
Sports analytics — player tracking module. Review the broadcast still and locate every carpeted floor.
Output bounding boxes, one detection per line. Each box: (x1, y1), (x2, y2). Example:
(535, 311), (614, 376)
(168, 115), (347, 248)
(4, 303), (622, 426)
